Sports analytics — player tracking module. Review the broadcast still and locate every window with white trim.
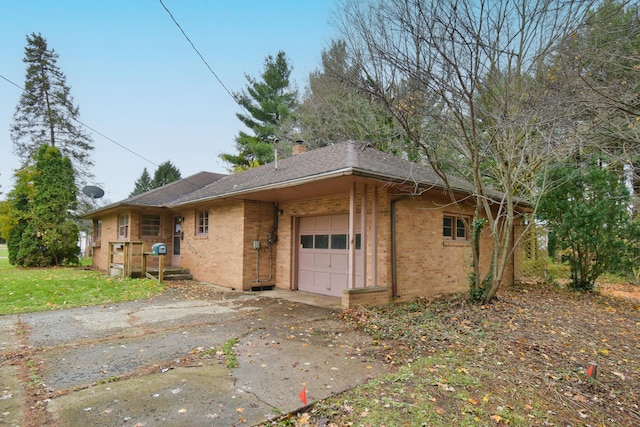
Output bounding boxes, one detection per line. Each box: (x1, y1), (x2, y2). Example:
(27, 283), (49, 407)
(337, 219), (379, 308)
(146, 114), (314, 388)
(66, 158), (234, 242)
(94, 219), (102, 241)
(118, 214), (129, 239)
(197, 210), (209, 235)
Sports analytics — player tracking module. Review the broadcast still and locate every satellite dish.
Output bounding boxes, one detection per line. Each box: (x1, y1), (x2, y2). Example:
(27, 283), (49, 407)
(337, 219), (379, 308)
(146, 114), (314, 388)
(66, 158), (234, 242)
(82, 185), (105, 199)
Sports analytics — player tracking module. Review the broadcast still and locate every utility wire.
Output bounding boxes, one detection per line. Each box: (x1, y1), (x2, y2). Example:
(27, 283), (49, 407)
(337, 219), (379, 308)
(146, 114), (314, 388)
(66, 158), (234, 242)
(1, 73), (160, 168)
(158, 0), (237, 104)
(1, 73), (216, 194)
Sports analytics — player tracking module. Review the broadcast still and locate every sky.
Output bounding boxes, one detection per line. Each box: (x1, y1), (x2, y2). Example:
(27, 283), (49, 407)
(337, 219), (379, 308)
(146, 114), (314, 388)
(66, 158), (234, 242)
(0, 0), (338, 203)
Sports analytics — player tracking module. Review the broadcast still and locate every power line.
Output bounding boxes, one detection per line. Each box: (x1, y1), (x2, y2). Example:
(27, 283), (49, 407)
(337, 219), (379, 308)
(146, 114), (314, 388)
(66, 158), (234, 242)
(0, 73), (159, 167)
(158, 0), (237, 104)
(1, 73), (213, 193)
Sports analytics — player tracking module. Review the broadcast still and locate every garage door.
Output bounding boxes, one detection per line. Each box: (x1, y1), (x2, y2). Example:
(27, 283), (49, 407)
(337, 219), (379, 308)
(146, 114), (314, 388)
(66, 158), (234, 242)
(297, 215), (362, 297)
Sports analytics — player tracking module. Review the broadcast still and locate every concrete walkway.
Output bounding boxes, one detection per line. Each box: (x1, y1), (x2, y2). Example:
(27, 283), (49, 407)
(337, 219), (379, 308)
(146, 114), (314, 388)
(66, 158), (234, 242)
(0, 286), (386, 426)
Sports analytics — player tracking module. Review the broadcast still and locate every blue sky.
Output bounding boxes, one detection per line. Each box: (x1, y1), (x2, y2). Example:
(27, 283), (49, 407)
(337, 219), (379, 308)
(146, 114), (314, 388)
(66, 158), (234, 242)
(0, 0), (337, 202)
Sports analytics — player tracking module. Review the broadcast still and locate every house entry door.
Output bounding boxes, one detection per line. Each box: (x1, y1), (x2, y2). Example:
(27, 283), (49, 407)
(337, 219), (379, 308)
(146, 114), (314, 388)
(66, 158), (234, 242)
(172, 216), (181, 266)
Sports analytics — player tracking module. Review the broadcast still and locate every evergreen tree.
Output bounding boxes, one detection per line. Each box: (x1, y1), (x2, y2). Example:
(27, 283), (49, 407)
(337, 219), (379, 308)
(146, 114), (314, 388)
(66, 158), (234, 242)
(8, 145), (79, 267)
(151, 161), (181, 188)
(130, 167), (152, 196)
(10, 33), (94, 183)
(220, 51), (298, 171)
(537, 159), (631, 290)
(5, 168), (35, 265)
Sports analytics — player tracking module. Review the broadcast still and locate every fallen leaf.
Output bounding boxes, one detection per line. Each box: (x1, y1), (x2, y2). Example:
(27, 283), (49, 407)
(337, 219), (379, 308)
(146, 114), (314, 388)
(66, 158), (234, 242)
(573, 394), (588, 403)
(468, 398), (478, 405)
(613, 371), (626, 380)
(491, 414), (503, 423)
(236, 407), (244, 413)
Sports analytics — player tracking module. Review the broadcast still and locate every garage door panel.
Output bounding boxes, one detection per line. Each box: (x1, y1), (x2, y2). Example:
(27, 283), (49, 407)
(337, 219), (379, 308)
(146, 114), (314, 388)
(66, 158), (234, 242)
(313, 271), (330, 290)
(331, 214), (348, 229)
(314, 253), (330, 269)
(315, 215), (332, 229)
(299, 270), (314, 287)
(329, 272), (347, 290)
(330, 253), (348, 270)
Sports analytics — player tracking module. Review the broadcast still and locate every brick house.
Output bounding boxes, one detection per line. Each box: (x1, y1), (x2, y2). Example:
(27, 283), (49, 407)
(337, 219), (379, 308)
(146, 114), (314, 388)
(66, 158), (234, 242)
(85, 141), (522, 308)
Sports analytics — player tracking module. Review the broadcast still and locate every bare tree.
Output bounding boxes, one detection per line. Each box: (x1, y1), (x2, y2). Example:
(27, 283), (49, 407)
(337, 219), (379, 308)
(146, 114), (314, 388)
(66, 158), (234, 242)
(297, 40), (414, 156)
(334, 0), (595, 301)
(547, 0), (640, 211)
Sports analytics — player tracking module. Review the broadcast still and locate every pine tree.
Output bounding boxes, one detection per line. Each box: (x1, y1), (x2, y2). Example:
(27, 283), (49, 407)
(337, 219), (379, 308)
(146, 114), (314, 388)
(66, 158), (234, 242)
(130, 167), (152, 196)
(8, 145), (79, 267)
(151, 161), (181, 188)
(10, 33), (94, 183)
(220, 51), (298, 171)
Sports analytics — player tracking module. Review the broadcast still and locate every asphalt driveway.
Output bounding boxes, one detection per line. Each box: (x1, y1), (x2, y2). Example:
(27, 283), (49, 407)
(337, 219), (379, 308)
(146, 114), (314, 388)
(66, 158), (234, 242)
(0, 284), (387, 426)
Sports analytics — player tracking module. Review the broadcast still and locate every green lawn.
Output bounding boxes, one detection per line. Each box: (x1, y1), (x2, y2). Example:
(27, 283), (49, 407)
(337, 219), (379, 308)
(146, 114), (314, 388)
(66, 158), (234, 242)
(0, 244), (165, 315)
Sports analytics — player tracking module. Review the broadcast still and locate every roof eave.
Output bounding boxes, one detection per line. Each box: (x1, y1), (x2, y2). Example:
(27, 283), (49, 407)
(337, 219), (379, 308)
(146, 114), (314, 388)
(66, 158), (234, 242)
(81, 202), (167, 219)
(169, 167), (470, 208)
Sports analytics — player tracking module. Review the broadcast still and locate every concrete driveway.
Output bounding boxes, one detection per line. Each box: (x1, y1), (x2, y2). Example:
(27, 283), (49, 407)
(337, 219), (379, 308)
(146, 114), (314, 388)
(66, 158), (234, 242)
(0, 285), (387, 426)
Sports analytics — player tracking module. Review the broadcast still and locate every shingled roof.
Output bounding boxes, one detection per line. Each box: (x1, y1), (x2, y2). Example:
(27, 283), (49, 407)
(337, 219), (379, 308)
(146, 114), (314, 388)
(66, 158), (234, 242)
(86, 141), (480, 217)
(84, 171), (226, 216)
(170, 141), (473, 206)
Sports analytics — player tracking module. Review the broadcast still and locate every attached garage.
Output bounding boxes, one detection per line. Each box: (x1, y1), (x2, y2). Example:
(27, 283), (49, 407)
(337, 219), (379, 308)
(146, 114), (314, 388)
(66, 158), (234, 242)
(297, 214), (363, 297)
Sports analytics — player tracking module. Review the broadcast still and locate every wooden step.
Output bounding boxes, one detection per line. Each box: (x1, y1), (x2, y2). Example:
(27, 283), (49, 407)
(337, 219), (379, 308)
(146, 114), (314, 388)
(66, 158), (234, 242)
(132, 267), (192, 281)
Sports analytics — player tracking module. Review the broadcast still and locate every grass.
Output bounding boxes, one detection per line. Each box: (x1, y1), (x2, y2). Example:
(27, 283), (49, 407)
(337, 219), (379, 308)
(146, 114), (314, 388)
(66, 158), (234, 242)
(222, 337), (239, 369)
(0, 244), (165, 315)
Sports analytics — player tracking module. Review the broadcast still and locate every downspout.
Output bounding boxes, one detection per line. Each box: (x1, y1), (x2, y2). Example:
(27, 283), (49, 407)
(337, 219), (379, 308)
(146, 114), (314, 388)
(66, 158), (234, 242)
(391, 197), (406, 298)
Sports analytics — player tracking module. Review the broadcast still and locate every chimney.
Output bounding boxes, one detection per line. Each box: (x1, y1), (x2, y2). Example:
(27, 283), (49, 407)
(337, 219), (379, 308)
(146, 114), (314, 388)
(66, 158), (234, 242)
(292, 141), (307, 155)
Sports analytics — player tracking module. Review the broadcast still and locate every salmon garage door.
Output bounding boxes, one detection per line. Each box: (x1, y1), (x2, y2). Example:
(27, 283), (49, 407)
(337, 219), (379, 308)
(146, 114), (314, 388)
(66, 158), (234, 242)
(297, 215), (362, 297)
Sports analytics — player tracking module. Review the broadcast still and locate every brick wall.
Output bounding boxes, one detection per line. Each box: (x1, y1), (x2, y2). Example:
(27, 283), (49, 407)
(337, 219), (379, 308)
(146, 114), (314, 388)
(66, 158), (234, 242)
(393, 195), (476, 301)
(90, 181), (515, 303)
(91, 212), (118, 271)
(91, 209), (174, 271)
(242, 201), (279, 289)
(178, 201), (246, 289)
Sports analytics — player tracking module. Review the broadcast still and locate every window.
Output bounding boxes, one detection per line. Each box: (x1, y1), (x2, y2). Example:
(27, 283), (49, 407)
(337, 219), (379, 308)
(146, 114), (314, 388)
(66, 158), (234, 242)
(118, 214), (129, 239)
(331, 234), (347, 250)
(300, 233), (362, 249)
(141, 215), (161, 237)
(443, 215), (468, 240)
(197, 210), (209, 235)
(300, 235), (313, 248)
(314, 234), (329, 249)
(94, 219), (102, 241)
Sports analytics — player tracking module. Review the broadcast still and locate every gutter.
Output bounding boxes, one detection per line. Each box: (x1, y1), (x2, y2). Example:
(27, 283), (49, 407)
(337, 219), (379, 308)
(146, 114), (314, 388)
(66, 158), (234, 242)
(390, 196), (408, 299)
